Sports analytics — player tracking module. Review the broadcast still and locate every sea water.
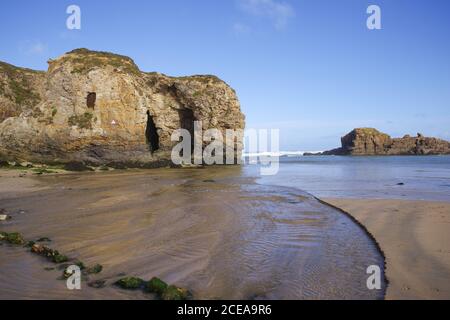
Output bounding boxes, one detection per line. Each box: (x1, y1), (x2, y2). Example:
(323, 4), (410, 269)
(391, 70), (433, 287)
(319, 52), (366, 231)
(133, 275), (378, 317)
(253, 155), (450, 202)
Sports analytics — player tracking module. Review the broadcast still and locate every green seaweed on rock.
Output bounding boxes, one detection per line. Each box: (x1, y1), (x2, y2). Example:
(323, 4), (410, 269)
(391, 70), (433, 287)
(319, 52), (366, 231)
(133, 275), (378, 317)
(30, 244), (68, 263)
(161, 285), (191, 300)
(86, 264), (103, 274)
(145, 277), (168, 295)
(115, 275), (192, 300)
(0, 232), (25, 245)
(32, 168), (56, 175)
(115, 277), (145, 290)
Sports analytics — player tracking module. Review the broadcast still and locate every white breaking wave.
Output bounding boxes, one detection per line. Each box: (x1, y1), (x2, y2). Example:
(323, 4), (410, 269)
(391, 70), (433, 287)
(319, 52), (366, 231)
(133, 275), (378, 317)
(242, 151), (323, 157)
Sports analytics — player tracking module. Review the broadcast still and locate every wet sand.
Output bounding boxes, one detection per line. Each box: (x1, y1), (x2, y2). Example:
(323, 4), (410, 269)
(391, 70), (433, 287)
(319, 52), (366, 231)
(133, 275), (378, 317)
(323, 198), (450, 300)
(0, 168), (385, 300)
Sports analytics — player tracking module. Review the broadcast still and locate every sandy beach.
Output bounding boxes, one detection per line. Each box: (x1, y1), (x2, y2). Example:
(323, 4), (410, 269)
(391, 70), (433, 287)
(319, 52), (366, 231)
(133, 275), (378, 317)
(3, 163), (450, 300)
(323, 198), (450, 300)
(0, 168), (385, 300)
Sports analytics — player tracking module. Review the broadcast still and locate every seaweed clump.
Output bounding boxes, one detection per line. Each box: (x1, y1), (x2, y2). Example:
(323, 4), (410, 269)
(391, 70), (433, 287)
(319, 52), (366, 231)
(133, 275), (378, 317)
(116, 276), (192, 300)
(115, 277), (145, 290)
(145, 277), (168, 295)
(86, 264), (103, 274)
(0, 232), (25, 245)
(161, 285), (191, 300)
(62, 262), (103, 280)
(31, 244), (68, 263)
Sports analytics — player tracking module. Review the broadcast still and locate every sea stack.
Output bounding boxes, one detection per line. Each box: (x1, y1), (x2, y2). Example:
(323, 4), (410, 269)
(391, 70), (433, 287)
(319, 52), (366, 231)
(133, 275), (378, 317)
(0, 49), (245, 167)
(319, 128), (450, 156)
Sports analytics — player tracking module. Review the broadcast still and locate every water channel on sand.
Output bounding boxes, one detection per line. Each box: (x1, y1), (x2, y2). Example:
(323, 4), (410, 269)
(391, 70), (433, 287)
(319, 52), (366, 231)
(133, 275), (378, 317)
(0, 166), (385, 299)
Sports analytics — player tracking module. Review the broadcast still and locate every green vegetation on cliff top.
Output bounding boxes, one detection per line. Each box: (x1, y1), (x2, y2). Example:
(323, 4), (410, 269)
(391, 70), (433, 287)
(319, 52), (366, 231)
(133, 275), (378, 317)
(52, 48), (141, 75)
(0, 61), (42, 106)
(352, 128), (389, 136)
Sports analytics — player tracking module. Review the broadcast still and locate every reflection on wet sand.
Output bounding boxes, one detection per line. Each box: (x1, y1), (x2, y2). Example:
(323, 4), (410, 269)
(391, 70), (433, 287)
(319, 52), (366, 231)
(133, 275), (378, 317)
(0, 167), (385, 299)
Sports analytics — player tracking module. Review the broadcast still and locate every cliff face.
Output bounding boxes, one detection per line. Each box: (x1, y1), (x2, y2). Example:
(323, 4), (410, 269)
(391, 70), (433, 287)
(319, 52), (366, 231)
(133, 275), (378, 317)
(322, 128), (450, 156)
(0, 62), (45, 123)
(0, 49), (245, 166)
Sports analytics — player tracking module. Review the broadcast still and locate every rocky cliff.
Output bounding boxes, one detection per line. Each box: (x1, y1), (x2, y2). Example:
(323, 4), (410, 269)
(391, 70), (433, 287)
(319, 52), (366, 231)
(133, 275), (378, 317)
(0, 49), (245, 167)
(319, 128), (450, 156)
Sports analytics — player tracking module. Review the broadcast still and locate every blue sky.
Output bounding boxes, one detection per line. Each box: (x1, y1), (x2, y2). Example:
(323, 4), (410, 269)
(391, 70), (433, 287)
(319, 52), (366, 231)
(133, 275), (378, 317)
(1, 0), (449, 150)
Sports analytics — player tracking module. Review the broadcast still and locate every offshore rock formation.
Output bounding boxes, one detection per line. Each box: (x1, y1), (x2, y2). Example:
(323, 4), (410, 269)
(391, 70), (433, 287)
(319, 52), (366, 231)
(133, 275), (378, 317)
(316, 128), (450, 156)
(0, 49), (245, 167)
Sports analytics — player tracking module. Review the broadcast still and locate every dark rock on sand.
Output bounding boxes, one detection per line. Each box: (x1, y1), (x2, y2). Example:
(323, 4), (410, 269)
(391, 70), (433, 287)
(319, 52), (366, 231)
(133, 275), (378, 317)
(88, 280), (107, 289)
(32, 168), (56, 175)
(63, 161), (93, 172)
(86, 264), (103, 274)
(25, 241), (35, 247)
(31, 244), (68, 263)
(62, 263), (98, 279)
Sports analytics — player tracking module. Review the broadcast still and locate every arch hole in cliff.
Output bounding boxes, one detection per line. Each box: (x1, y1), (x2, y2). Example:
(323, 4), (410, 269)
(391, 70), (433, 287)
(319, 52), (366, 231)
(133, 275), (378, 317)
(87, 92), (96, 109)
(146, 110), (160, 153)
(179, 108), (196, 153)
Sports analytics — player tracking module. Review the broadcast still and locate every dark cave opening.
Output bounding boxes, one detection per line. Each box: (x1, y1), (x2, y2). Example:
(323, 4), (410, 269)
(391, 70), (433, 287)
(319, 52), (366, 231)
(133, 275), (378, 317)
(87, 92), (96, 109)
(179, 108), (196, 152)
(146, 110), (159, 152)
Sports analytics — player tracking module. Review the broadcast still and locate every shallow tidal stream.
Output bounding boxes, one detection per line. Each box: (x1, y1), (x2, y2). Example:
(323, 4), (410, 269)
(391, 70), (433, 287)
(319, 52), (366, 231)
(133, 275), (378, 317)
(0, 166), (385, 299)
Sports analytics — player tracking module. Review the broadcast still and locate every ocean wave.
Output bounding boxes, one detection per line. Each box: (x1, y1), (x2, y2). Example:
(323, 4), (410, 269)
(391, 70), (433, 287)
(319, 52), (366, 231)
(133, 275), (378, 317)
(242, 151), (323, 157)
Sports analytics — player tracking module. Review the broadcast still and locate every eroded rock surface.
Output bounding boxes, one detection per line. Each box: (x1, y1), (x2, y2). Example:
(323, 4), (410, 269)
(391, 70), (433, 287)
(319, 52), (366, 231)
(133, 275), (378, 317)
(0, 49), (245, 167)
(320, 128), (450, 156)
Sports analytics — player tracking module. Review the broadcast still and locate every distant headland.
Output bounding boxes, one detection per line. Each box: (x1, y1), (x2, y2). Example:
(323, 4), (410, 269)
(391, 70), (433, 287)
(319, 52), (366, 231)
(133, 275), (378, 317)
(306, 128), (450, 156)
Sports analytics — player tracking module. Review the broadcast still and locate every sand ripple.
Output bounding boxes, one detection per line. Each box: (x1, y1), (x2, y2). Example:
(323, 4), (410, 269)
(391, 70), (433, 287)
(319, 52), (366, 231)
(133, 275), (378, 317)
(0, 167), (385, 299)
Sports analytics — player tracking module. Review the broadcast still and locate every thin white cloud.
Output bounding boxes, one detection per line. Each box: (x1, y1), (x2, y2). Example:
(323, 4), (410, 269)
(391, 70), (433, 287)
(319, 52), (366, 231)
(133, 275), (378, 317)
(237, 0), (295, 30)
(29, 42), (47, 54)
(19, 40), (48, 56)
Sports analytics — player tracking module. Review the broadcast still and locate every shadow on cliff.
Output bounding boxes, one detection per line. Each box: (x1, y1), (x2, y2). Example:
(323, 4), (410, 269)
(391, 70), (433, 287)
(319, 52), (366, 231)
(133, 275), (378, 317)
(146, 110), (159, 153)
